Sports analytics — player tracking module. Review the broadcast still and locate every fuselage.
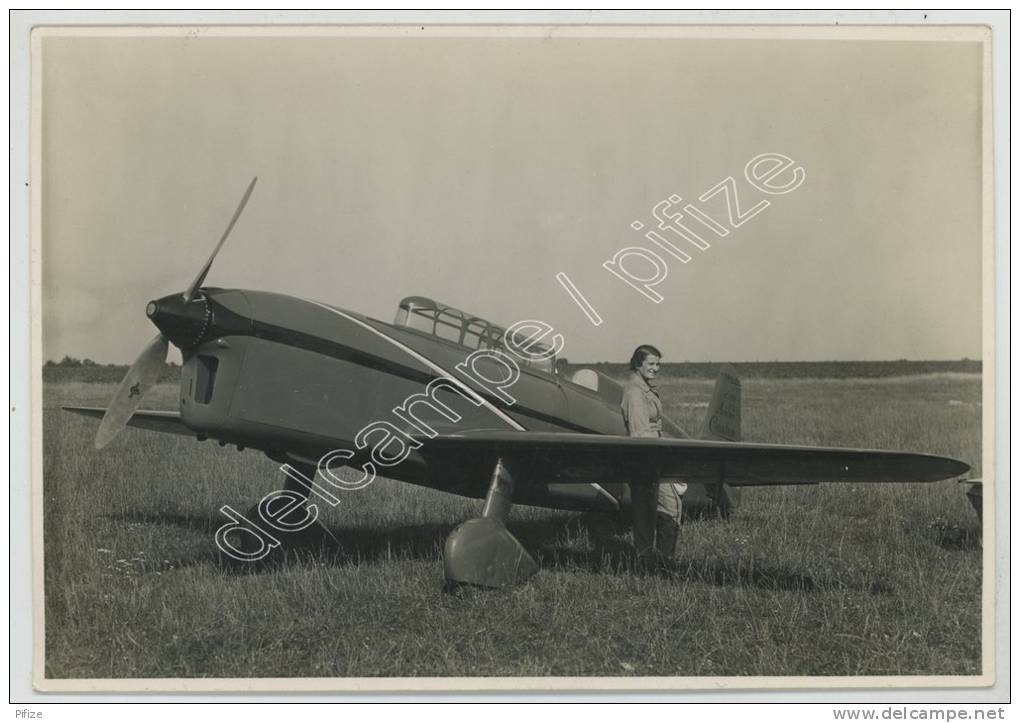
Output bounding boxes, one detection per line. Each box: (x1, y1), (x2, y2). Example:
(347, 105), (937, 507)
(153, 288), (692, 513)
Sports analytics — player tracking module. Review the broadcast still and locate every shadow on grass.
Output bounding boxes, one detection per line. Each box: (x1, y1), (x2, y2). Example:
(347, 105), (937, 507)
(531, 544), (893, 595)
(108, 510), (227, 535)
(926, 519), (982, 551)
(108, 510), (892, 594)
(109, 510), (572, 574)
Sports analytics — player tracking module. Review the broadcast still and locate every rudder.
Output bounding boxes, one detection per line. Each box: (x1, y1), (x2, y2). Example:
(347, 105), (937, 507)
(701, 363), (741, 442)
(693, 364), (741, 517)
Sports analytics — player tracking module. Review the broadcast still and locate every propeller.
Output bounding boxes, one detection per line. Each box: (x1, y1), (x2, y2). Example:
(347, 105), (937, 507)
(95, 176), (258, 449)
(95, 334), (169, 449)
(184, 176), (258, 302)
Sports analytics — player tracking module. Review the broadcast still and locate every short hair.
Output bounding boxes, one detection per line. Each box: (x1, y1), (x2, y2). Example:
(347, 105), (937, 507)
(629, 344), (663, 370)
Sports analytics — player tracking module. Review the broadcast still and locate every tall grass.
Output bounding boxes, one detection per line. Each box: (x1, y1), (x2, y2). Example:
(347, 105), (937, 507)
(42, 373), (982, 679)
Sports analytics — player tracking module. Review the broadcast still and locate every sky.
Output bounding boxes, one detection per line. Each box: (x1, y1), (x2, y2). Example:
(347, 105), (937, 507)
(38, 29), (985, 364)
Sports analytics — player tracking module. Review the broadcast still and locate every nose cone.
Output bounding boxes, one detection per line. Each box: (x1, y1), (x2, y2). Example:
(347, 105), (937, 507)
(147, 293), (211, 349)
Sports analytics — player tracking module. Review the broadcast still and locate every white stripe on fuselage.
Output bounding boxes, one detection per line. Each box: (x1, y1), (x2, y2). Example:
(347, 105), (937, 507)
(305, 299), (619, 509)
(304, 299), (524, 430)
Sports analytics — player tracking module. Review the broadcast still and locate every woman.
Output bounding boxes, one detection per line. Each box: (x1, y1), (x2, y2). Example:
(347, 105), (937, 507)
(621, 344), (685, 563)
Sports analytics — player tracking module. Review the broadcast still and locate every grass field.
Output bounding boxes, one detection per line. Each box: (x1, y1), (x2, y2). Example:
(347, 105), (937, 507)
(42, 371), (983, 680)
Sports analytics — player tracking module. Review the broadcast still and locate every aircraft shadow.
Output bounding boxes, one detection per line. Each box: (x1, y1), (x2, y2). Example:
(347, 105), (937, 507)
(926, 520), (982, 551)
(107, 510), (892, 594)
(107, 510), (577, 574)
(532, 544), (893, 595)
(108, 510), (228, 535)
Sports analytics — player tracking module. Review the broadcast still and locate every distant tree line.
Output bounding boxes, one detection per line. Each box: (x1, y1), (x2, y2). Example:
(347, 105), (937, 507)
(561, 359), (982, 380)
(42, 356), (981, 383)
(44, 355), (103, 367)
(43, 356), (180, 383)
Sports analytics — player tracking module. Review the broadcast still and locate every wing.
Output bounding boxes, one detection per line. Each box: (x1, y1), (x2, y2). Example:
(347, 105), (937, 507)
(415, 430), (969, 487)
(63, 406), (192, 437)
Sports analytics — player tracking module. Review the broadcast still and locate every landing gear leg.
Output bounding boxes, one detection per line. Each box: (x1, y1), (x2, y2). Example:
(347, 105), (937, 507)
(276, 462), (336, 551)
(443, 458), (539, 588)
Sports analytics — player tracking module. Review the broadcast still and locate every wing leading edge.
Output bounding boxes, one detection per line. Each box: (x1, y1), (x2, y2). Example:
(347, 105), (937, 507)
(63, 406), (191, 437)
(415, 430), (969, 487)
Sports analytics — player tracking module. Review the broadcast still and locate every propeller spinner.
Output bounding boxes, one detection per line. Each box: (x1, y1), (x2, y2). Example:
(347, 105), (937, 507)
(94, 176), (258, 449)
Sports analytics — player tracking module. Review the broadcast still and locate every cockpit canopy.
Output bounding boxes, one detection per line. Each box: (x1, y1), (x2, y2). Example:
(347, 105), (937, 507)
(393, 296), (556, 374)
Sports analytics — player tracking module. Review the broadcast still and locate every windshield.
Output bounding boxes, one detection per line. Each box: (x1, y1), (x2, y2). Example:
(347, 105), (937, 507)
(394, 296), (556, 373)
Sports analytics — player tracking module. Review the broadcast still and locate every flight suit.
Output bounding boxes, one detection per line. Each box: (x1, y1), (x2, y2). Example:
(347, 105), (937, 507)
(621, 371), (686, 559)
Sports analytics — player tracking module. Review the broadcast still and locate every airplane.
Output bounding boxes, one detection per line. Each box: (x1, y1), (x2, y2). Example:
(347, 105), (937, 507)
(65, 178), (973, 588)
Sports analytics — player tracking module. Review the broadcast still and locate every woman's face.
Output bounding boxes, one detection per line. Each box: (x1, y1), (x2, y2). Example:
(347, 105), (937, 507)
(636, 354), (661, 383)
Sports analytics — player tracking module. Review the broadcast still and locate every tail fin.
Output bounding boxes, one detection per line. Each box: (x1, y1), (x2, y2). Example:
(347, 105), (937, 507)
(691, 364), (742, 518)
(701, 364), (741, 442)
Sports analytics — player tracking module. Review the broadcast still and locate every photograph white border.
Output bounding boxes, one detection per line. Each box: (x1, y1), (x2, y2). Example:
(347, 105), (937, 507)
(10, 9), (1010, 703)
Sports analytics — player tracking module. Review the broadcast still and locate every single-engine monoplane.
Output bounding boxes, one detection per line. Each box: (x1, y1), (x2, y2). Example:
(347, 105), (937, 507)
(66, 178), (972, 587)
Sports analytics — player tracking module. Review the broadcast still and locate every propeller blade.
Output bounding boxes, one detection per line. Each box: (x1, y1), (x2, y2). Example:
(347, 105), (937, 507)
(95, 334), (170, 449)
(183, 176), (258, 302)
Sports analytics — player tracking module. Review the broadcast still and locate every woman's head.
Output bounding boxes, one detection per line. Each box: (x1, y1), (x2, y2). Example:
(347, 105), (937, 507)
(629, 344), (663, 382)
